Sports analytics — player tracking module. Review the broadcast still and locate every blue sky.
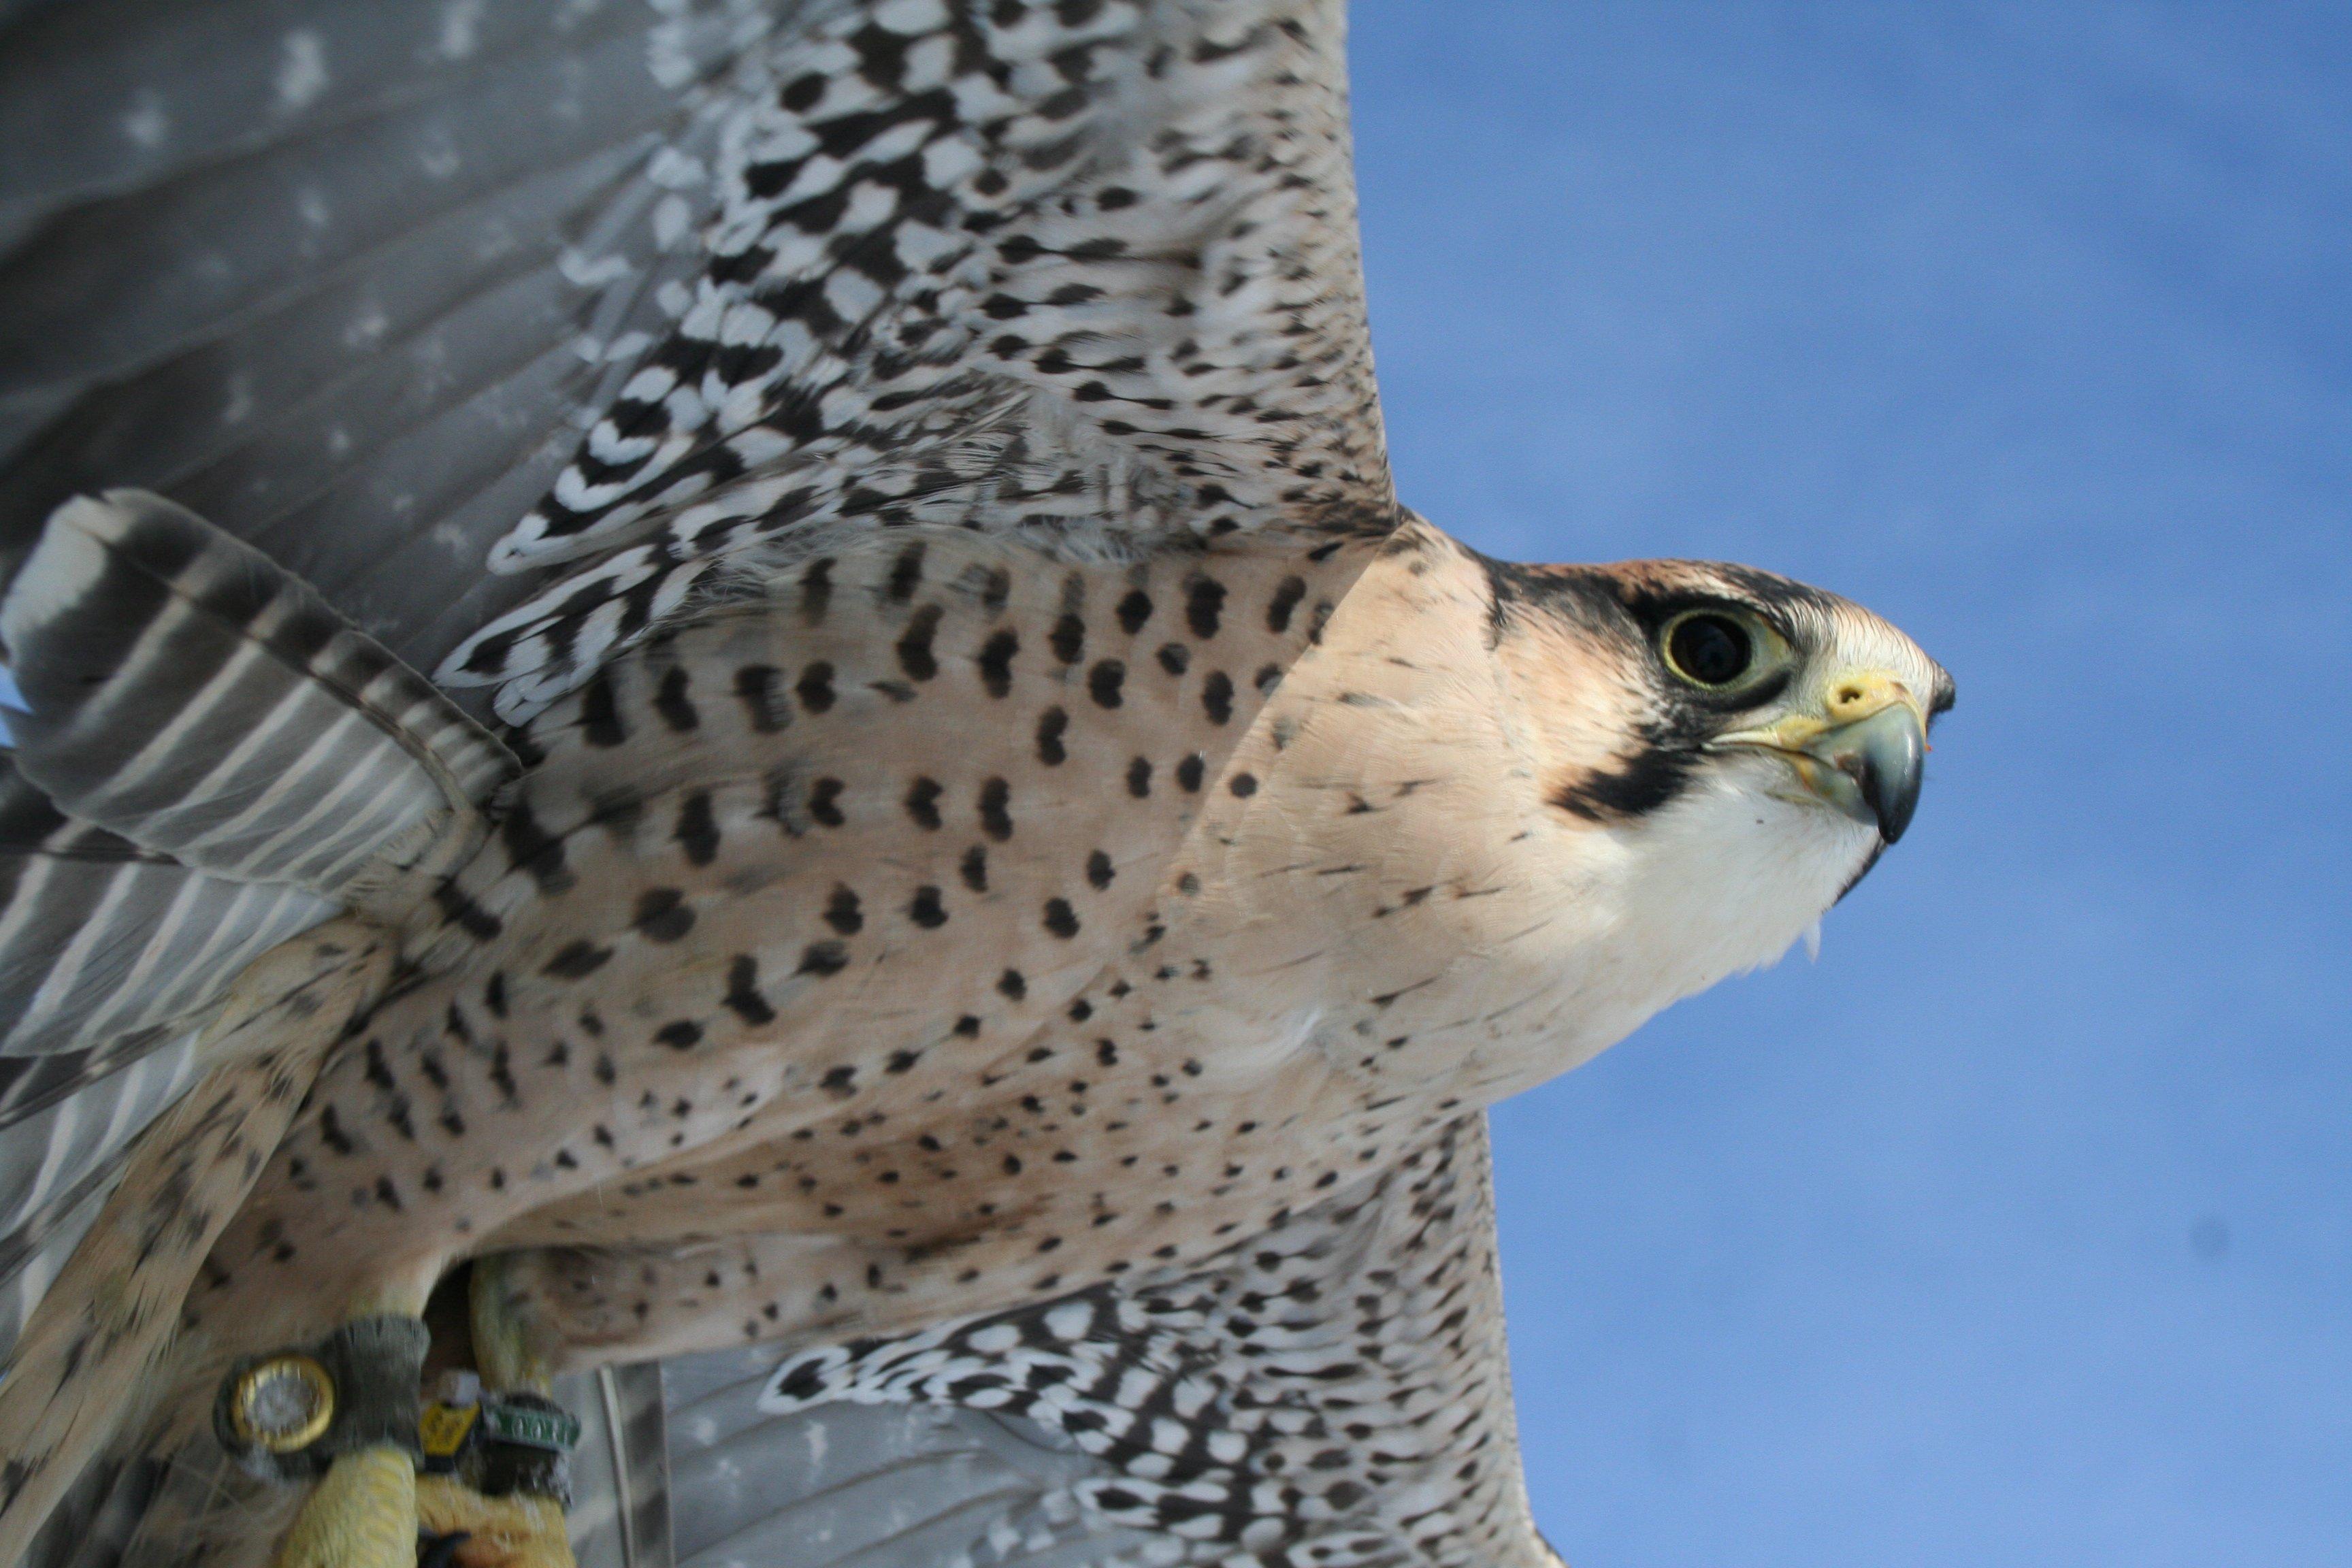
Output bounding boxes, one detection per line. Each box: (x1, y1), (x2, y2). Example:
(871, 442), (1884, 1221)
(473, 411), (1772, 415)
(1343, 4), (2350, 1563)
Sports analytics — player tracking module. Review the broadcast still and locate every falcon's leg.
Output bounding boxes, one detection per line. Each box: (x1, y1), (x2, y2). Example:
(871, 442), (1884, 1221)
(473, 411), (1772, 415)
(410, 1475), (573, 1568)
(272, 1446), (417, 1568)
(242, 1281), (577, 1568)
(397, 1257), (580, 1568)
(172, 1307), (430, 1568)
(470, 1251), (559, 1398)
(222, 1307), (434, 1568)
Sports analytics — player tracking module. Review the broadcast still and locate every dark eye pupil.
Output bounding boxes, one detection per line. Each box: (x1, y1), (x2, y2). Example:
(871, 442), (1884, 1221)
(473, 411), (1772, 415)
(1669, 615), (1752, 685)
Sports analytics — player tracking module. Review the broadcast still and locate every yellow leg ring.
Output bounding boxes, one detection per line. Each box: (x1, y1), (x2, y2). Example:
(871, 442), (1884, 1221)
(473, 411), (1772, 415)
(416, 1475), (576, 1568)
(274, 1446), (416, 1568)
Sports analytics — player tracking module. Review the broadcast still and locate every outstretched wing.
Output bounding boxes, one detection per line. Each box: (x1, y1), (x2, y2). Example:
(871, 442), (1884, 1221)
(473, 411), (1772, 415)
(610, 1117), (1558, 1568)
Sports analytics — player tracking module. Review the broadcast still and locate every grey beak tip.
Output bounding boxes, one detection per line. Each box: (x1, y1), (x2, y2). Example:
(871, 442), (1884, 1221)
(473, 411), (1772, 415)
(1871, 783), (1916, 844)
(1854, 706), (1926, 845)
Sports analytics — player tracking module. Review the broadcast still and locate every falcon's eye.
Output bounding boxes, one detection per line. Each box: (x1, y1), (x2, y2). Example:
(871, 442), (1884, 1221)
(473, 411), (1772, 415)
(1663, 612), (1752, 686)
(1659, 607), (1789, 696)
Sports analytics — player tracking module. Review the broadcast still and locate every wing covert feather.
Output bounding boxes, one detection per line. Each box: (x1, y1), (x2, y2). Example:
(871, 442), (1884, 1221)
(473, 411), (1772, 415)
(442, 0), (1397, 719)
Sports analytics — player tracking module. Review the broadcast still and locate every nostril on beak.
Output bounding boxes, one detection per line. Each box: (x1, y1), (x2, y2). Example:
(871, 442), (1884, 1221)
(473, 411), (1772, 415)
(1824, 670), (1909, 724)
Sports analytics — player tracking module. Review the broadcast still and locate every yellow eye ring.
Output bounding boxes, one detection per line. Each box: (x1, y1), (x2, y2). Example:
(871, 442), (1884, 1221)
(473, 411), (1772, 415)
(1659, 608), (1788, 692)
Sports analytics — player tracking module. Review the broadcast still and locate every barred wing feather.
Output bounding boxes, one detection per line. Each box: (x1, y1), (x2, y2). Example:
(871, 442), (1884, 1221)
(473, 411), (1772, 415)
(0, 493), (519, 1394)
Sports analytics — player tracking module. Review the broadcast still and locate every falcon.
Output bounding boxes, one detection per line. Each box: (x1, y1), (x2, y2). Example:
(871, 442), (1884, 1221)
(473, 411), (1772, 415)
(0, 3), (1952, 1565)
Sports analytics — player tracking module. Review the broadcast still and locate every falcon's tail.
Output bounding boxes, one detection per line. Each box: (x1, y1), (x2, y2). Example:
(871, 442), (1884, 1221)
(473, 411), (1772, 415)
(0, 493), (517, 1565)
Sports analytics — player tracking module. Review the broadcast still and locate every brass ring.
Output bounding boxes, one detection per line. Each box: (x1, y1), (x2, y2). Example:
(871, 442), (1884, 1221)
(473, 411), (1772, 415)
(226, 1354), (336, 1453)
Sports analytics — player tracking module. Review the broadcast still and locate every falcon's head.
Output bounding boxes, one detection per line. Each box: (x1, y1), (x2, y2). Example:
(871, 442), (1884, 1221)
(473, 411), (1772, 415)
(1482, 553), (1955, 1009)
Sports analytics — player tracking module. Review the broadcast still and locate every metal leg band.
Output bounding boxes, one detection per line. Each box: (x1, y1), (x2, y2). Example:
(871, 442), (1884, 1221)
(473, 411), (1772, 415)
(214, 1316), (430, 1481)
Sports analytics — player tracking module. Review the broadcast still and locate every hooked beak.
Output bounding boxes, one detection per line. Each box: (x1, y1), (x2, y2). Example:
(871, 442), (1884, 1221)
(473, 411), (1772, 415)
(1715, 672), (1929, 844)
